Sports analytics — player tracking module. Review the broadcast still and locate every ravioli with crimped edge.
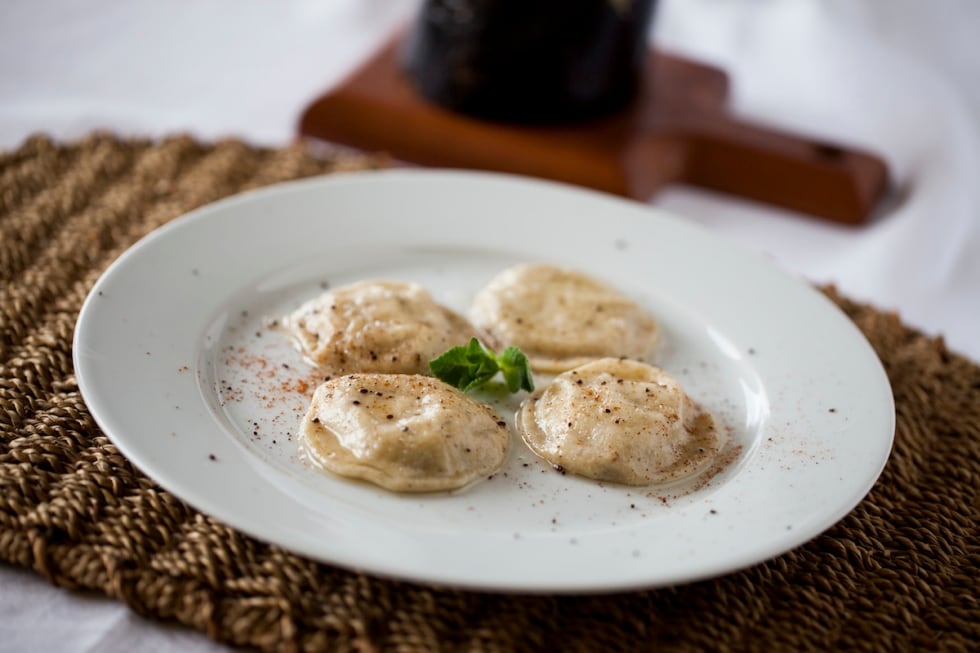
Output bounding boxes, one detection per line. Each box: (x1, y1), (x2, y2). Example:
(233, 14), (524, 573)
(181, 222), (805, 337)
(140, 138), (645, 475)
(283, 280), (477, 376)
(517, 358), (722, 485)
(470, 264), (658, 373)
(299, 374), (510, 492)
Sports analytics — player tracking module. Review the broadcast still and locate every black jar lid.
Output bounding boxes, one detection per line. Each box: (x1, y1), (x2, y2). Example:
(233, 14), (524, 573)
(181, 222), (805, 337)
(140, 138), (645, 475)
(401, 0), (657, 124)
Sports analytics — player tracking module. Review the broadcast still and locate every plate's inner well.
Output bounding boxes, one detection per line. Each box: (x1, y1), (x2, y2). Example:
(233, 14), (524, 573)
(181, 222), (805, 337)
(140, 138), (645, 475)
(201, 248), (767, 537)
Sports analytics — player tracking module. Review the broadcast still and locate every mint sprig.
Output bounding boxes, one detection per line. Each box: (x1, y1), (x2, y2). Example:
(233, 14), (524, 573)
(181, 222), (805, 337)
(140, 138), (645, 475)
(429, 338), (535, 393)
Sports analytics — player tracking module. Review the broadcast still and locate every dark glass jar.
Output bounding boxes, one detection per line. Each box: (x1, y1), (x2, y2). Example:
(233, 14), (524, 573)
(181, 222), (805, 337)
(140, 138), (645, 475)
(401, 0), (657, 124)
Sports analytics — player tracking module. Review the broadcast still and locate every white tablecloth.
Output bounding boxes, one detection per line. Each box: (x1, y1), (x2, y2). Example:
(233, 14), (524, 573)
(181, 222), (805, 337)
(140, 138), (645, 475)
(1, 1), (977, 650)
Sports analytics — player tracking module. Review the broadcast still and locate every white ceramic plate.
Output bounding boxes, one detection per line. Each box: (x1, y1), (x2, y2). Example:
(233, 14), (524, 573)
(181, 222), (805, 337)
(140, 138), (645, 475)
(74, 170), (894, 593)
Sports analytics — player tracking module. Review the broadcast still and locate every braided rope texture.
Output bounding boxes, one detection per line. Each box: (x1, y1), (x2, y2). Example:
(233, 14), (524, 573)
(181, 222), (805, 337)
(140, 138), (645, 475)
(1, 135), (977, 652)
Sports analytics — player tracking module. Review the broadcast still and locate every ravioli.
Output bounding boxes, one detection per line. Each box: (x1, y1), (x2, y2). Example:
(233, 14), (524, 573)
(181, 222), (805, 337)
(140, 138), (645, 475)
(517, 358), (721, 485)
(300, 374), (510, 492)
(283, 280), (475, 376)
(470, 264), (658, 373)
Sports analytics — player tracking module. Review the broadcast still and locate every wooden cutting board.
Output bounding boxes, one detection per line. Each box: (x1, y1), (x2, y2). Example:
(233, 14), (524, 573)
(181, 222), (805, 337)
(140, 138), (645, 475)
(298, 37), (888, 224)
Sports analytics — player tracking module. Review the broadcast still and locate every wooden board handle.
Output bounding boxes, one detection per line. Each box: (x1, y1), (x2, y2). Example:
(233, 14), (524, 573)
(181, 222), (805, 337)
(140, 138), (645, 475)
(677, 118), (889, 224)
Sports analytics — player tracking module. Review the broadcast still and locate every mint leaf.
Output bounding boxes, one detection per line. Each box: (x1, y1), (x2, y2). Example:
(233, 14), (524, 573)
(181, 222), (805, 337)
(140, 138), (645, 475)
(498, 346), (535, 393)
(429, 338), (534, 394)
(429, 337), (499, 392)
(459, 338), (500, 391)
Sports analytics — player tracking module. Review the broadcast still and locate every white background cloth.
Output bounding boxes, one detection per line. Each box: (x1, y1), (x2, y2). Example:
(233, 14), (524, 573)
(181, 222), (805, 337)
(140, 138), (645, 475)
(1, 1), (977, 650)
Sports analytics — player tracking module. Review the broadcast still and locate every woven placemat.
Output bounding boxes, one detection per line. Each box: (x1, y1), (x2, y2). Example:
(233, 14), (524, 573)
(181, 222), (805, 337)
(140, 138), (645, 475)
(1, 134), (977, 652)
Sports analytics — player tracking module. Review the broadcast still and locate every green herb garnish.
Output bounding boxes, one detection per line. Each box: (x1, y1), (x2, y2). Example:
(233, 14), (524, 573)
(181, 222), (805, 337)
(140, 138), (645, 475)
(429, 338), (535, 393)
